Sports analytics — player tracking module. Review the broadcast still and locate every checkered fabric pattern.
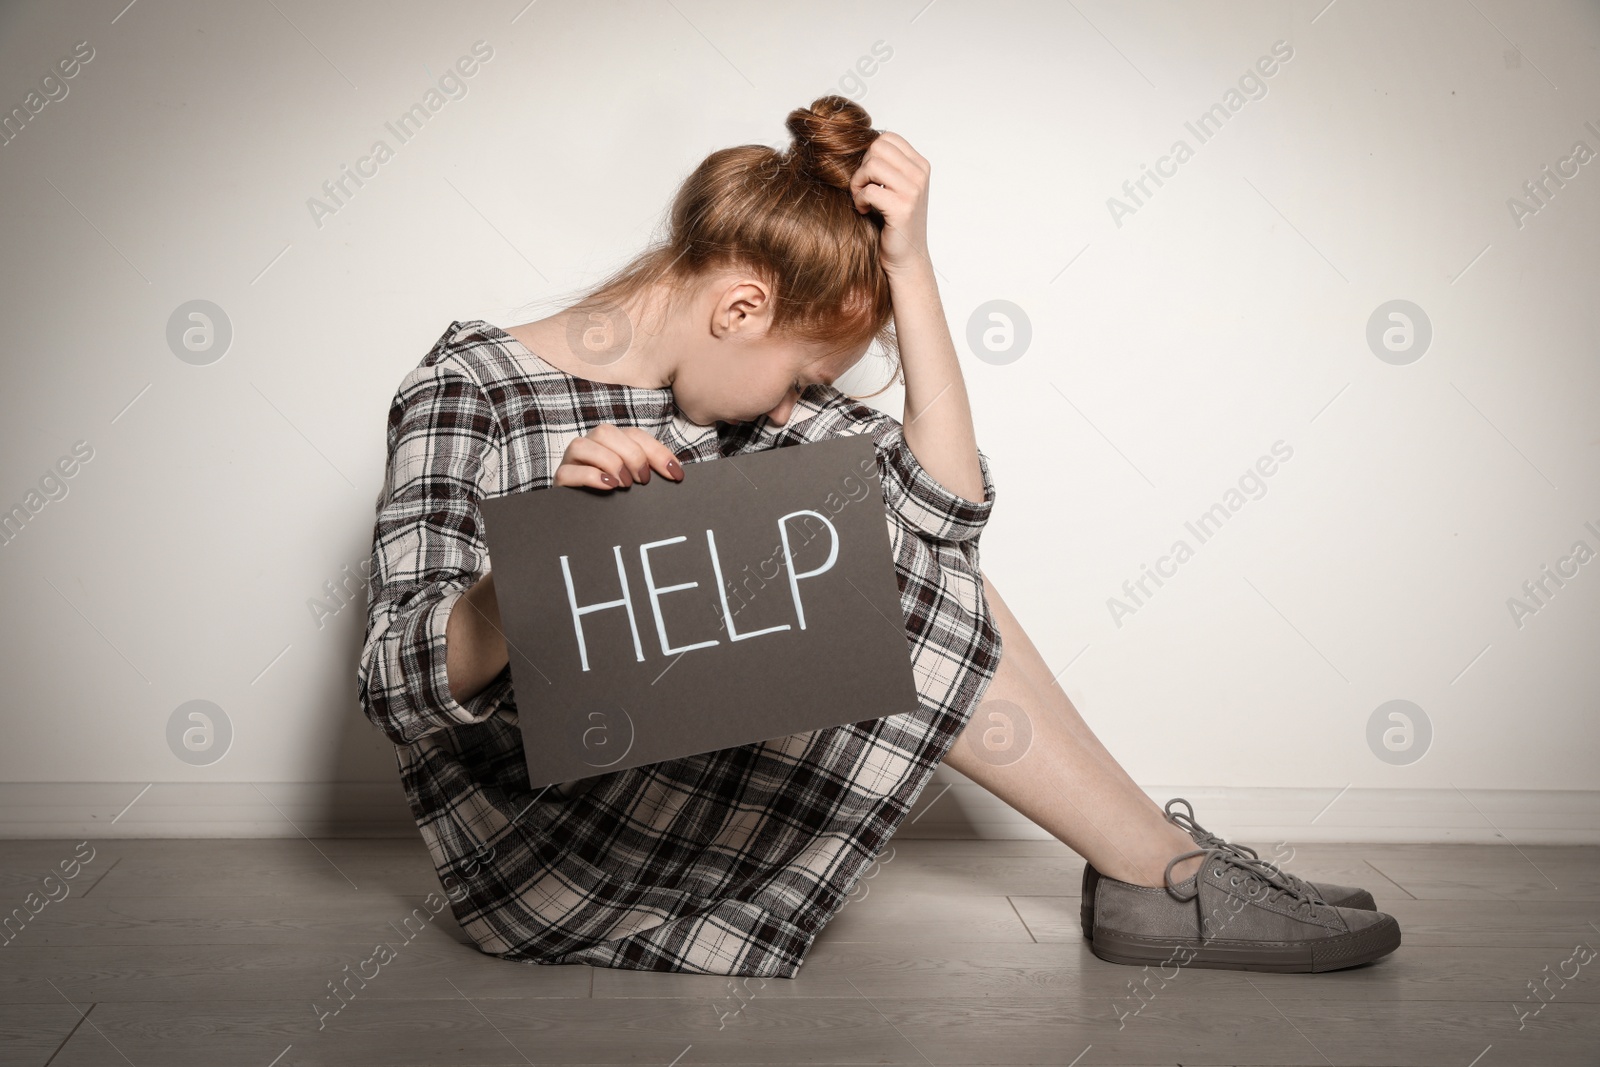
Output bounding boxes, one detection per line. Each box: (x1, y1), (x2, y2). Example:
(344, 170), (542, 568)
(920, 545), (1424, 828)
(358, 320), (1002, 977)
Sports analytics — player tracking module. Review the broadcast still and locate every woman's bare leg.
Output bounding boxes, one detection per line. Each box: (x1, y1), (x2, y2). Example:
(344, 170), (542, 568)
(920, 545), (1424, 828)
(940, 574), (1202, 888)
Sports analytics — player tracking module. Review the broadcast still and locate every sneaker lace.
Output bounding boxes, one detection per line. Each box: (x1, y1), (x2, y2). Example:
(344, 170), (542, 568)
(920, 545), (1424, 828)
(1164, 797), (1326, 904)
(1163, 846), (1332, 922)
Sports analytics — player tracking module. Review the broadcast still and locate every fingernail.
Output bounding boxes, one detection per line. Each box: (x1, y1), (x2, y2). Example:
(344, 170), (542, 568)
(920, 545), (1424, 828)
(668, 460), (683, 478)
(600, 474), (615, 486)
(638, 467), (650, 483)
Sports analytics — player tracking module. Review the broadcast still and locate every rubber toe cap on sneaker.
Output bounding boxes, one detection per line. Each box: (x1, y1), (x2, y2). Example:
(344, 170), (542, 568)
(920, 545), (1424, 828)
(1313, 906), (1402, 971)
(1314, 882), (1376, 911)
(1340, 905), (1396, 934)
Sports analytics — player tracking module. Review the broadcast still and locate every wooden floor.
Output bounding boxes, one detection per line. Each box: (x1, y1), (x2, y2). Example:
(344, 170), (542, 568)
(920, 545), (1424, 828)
(1, 837), (1596, 1066)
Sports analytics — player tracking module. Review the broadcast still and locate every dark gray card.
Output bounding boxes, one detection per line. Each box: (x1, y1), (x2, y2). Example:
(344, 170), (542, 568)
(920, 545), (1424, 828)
(479, 434), (920, 789)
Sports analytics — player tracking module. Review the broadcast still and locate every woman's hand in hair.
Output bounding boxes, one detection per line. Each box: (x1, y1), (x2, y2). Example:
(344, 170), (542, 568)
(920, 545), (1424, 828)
(848, 131), (932, 279)
(553, 423), (685, 491)
(852, 134), (984, 503)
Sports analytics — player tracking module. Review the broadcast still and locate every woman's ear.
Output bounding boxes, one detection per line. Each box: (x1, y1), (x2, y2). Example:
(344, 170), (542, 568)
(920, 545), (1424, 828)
(715, 277), (775, 338)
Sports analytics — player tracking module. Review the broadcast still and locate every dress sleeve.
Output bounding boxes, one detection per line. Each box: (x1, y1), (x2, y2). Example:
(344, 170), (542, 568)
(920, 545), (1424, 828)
(358, 358), (513, 746)
(873, 421), (997, 546)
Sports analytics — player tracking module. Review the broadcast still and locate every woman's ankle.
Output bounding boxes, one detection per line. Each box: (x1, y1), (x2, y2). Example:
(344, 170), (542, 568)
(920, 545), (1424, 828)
(1105, 825), (1204, 889)
(1164, 850), (1203, 885)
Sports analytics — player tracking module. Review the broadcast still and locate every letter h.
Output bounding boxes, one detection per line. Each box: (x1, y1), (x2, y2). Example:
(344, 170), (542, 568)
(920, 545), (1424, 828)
(560, 546), (645, 671)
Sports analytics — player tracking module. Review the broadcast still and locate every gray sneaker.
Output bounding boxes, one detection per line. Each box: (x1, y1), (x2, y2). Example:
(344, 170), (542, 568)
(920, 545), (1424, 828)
(1086, 846), (1401, 973)
(1163, 797), (1377, 911)
(1078, 798), (1377, 941)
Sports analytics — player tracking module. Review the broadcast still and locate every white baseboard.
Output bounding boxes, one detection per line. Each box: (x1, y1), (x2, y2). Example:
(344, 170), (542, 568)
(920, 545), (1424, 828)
(0, 782), (421, 839)
(901, 769), (1600, 845)
(1, 777), (1595, 844)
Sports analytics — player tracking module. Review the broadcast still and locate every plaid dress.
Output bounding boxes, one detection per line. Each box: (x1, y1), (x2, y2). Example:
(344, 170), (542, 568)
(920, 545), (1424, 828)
(358, 319), (1001, 978)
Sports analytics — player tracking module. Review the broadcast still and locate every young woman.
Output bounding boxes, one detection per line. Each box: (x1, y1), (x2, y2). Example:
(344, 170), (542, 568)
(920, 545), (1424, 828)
(358, 95), (1400, 978)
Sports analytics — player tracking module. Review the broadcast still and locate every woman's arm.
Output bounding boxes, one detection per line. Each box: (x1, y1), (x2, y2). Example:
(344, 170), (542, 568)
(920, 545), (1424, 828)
(359, 360), (516, 745)
(445, 571), (509, 705)
(886, 263), (985, 503)
(850, 131), (985, 504)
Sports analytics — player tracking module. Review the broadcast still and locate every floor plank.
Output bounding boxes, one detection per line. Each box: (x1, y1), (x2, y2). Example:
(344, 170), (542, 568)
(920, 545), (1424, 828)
(0, 940), (590, 1003)
(15, 891), (474, 948)
(0, 1004), (83, 1067)
(1362, 844), (1600, 900)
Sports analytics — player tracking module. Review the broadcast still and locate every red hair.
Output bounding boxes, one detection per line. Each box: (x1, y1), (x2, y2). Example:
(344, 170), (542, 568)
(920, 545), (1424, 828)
(561, 94), (899, 396)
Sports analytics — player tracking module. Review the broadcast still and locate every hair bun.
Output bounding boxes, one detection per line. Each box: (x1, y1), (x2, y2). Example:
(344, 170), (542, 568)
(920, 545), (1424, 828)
(784, 95), (878, 191)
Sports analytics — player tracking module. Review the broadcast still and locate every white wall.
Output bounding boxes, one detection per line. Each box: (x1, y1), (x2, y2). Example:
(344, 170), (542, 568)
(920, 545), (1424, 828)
(1, 0), (1595, 839)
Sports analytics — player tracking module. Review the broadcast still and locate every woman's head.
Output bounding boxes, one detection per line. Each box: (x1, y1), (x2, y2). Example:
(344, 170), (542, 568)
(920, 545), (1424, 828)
(558, 94), (899, 427)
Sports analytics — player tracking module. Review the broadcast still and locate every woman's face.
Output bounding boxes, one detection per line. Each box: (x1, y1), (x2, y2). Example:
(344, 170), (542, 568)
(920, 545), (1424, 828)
(673, 334), (868, 428)
(669, 276), (873, 428)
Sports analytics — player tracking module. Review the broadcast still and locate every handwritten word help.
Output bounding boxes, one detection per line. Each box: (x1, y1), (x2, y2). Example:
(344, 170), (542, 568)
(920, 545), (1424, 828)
(560, 510), (839, 672)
